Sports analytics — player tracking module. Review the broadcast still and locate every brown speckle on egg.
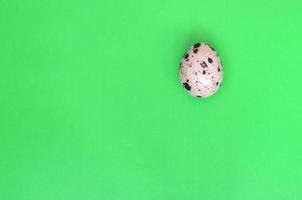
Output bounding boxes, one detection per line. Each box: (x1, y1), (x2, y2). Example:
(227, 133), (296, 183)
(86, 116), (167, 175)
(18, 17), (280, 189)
(200, 61), (207, 68)
(194, 43), (201, 48)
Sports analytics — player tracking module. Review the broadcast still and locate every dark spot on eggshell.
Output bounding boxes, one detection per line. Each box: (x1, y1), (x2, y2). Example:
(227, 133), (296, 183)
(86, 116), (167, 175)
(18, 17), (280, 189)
(184, 53), (189, 59)
(218, 67), (221, 72)
(193, 48), (198, 54)
(183, 82), (191, 91)
(186, 79), (189, 82)
(209, 45), (215, 51)
(208, 57), (213, 63)
(200, 61), (207, 68)
(193, 43), (201, 48)
(202, 70), (206, 75)
(216, 81), (219, 86)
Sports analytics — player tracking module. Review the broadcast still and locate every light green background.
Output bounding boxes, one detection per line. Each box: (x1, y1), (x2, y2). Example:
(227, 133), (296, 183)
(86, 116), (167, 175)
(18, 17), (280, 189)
(1, 0), (302, 199)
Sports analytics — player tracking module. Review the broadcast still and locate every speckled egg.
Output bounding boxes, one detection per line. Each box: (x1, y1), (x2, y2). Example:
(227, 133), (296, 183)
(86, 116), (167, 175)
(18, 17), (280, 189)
(179, 42), (223, 98)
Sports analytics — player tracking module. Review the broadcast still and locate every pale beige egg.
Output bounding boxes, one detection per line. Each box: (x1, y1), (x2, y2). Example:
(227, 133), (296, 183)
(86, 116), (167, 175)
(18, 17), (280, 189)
(179, 42), (223, 98)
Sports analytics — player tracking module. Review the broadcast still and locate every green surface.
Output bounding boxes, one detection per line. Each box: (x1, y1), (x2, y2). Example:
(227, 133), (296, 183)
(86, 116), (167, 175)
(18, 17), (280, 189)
(1, 0), (302, 199)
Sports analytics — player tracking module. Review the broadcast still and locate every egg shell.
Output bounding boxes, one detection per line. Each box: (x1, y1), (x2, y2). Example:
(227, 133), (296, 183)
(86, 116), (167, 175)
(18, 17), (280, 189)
(179, 42), (223, 98)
